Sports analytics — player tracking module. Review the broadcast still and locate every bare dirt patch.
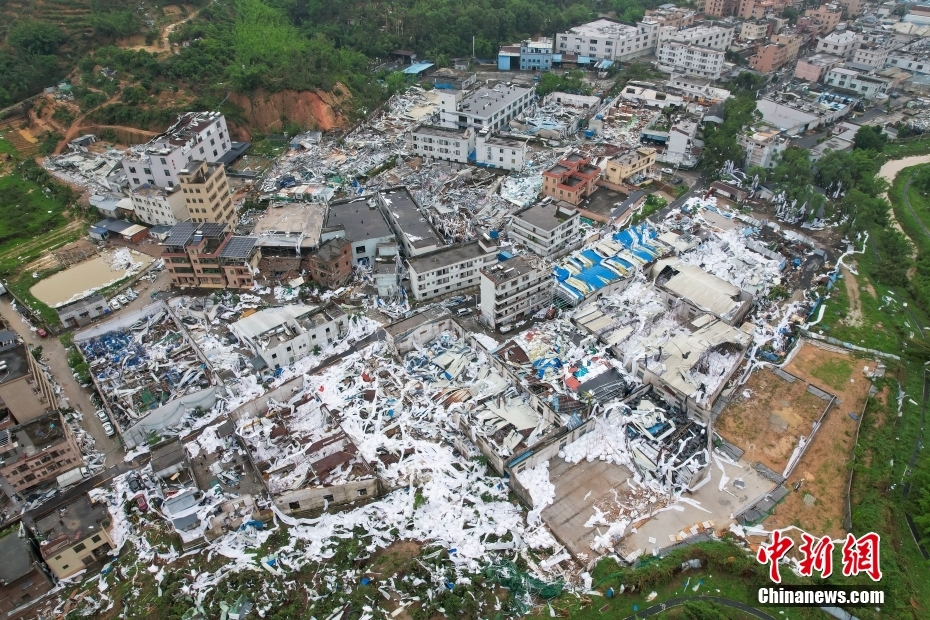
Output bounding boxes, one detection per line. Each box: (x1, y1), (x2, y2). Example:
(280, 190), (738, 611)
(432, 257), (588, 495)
(841, 266), (863, 327)
(763, 343), (873, 538)
(716, 370), (827, 473)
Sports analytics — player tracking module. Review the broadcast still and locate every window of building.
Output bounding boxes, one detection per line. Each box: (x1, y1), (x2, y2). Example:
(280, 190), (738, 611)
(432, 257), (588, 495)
(74, 543), (87, 552)
(356, 246), (365, 254)
(289, 501), (301, 510)
(358, 489), (368, 496)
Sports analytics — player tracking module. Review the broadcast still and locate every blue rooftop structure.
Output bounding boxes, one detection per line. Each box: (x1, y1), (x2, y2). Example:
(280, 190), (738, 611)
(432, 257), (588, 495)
(555, 223), (663, 302)
(403, 62), (435, 75)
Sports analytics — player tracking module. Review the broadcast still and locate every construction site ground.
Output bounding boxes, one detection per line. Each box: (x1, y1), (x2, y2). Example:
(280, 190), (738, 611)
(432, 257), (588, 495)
(765, 343), (872, 538)
(717, 342), (871, 539)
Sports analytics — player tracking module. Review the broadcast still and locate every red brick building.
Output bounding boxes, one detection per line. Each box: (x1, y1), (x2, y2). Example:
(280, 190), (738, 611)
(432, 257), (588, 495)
(161, 222), (260, 289)
(542, 153), (600, 205)
(305, 238), (353, 289)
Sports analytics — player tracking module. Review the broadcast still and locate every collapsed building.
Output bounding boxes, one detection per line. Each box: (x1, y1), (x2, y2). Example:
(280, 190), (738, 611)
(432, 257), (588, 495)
(74, 302), (219, 448)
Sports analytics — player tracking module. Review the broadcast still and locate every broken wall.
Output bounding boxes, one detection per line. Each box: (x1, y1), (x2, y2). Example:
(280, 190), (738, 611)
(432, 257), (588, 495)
(275, 478), (385, 515)
(228, 376), (307, 423)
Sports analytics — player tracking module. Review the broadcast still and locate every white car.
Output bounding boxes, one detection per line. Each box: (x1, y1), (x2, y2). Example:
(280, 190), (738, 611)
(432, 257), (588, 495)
(116, 295), (129, 305)
(661, 167), (674, 175)
(125, 289), (138, 301)
(102, 422), (115, 437)
(499, 324), (514, 333)
(109, 299), (121, 310)
(95, 410), (109, 422)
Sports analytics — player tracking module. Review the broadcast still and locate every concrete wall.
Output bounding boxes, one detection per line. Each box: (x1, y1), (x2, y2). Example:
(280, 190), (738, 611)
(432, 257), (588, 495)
(122, 387), (218, 448)
(275, 477), (383, 514)
(227, 376), (306, 423)
(388, 315), (463, 356)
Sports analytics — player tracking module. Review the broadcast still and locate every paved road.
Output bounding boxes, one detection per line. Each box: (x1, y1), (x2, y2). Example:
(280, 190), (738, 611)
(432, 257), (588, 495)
(620, 595), (776, 620)
(0, 299), (125, 466)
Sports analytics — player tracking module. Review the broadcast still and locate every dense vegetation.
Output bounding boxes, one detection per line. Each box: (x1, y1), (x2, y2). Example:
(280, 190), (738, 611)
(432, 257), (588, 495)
(0, 0), (148, 108)
(699, 72), (764, 174)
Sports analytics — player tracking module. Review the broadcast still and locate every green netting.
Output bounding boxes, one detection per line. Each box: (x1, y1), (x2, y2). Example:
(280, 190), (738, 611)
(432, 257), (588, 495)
(484, 560), (564, 616)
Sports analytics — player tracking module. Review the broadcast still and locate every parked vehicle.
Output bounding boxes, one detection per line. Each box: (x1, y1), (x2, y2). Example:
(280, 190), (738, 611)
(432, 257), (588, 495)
(116, 295), (129, 305)
(499, 324), (514, 333)
(125, 289), (138, 301)
(35, 328), (48, 338)
(109, 299), (121, 311)
(134, 494), (149, 512)
(102, 422), (115, 437)
(456, 308), (473, 317)
(128, 476), (144, 493)
(95, 410), (109, 422)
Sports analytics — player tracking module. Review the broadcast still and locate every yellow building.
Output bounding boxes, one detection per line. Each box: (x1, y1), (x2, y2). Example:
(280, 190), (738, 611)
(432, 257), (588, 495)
(34, 493), (113, 579)
(604, 147), (657, 185)
(178, 160), (237, 227)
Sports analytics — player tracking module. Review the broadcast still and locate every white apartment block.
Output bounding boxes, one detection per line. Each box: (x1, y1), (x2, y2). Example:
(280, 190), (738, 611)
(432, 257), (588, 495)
(406, 239), (496, 301)
(658, 24), (735, 51)
(824, 68), (891, 98)
(849, 43), (889, 70)
(410, 125), (475, 165)
(437, 85), (535, 133)
(816, 30), (859, 58)
(738, 129), (788, 169)
(657, 42), (727, 79)
(231, 304), (347, 370)
(122, 112), (232, 190)
(479, 255), (553, 329)
(663, 120), (700, 167)
(556, 18), (660, 62)
(886, 53), (930, 76)
(476, 132), (527, 171)
(509, 201), (581, 259)
(129, 185), (190, 226)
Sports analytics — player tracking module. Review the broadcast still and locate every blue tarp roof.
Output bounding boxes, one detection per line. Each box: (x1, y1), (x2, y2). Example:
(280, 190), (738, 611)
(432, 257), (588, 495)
(552, 54), (562, 62)
(578, 56), (592, 64)
(403, 62), (435, 74)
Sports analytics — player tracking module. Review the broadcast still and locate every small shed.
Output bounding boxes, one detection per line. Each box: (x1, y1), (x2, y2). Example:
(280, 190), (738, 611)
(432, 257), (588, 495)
(710, 181), (749, 204)
(94, 217), (149, 243)
(391, 50), (416, 65)
(88, 225), (110, 241)
(148, 225), (173, 242)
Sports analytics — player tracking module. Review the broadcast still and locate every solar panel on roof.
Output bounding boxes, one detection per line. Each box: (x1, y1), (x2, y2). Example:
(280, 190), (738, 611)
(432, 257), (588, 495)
(221, 236), (258, 259)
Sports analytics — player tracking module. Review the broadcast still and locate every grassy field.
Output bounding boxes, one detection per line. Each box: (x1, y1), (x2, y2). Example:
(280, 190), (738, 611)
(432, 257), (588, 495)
(0, 175), (69, 247)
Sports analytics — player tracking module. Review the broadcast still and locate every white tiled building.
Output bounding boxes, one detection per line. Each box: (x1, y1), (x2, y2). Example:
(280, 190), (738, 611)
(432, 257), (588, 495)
(410, 125), (475, 165)
(122, 112), (232, 190)
(658, 24), (735, 51)
(824, 68), (892, 98)
(886, 53), (930, 76)
(437, 85), (535, 133)
(479, 255), (553, 329)
(657, 42), (727, 79)
(230, 304), (347, 370)
(129, 185), (190, 226)
(509, 202), (581, 259)
(475, 132), (527, 171)
(816, 30), (859, 58)
(406, 239), (497, 301)
(555, 18), (660, 62)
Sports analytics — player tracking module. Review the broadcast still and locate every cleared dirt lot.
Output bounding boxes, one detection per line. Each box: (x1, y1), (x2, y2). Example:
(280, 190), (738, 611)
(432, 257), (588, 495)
(717, 342), (873, 538)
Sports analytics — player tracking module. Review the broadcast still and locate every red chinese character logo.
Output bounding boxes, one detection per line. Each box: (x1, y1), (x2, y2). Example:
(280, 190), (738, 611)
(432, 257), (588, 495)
(841, 532), (882, 581)
(798, 533), (834, 578)
(757, 529), (794, 583)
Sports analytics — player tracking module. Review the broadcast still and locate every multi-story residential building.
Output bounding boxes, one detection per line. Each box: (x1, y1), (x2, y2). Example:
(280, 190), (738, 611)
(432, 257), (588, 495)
(657, 42), (727, 79)
(129, 185), (190, 226)
(475, 131), (528, 171)
(0, 338), (57, 427)
(738, 128), (788, 169)
(555, 18), (660, 62)
(664, 76), (732, 102)
(520, 38), (553, 70)
(703, 0), (739, 18)
(604, 147), (657, 184)
(794, 53), (844, 81)
(849, 41), (890, 71)
(738, 0), (786, 19)
(0, 524), (54, 618)
(645, 6), (697, 28)
(32, 493), (113, 579)
(816, 30), (858, 57)
(306, 238), (353, 289)
(771, 32), (803, 61)
(541, 153), (600, 205)
(750, 43), (789, 72)
(739, 20), (771, 41)
(161, 222), (260, 289)
(406, 239), (496, 302)
(121, 111), (232, 190)
(320, 196), (397, 267)
(886, 53), (930, 77)
(410, 125), (475, 165)
(658, 24), (735, 51)
(437, 85), (534, 133)
(231, 304), (347, 369)
(178, 160), (236, 227)
(0, 411), (83, 494)
(479, 255), (553, 329)
(804, 4), (844, 34)
(834, 0), (863, 17)
(509, 201), (581, 259)
(664, 119), (700, 167)
(824, 68), (891, 98)
(376, 187), (444, 258)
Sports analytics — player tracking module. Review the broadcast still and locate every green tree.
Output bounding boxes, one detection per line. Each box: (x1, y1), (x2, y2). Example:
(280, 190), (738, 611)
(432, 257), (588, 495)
(853, 125), (887, 152)
(7, 21), (65, 55)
